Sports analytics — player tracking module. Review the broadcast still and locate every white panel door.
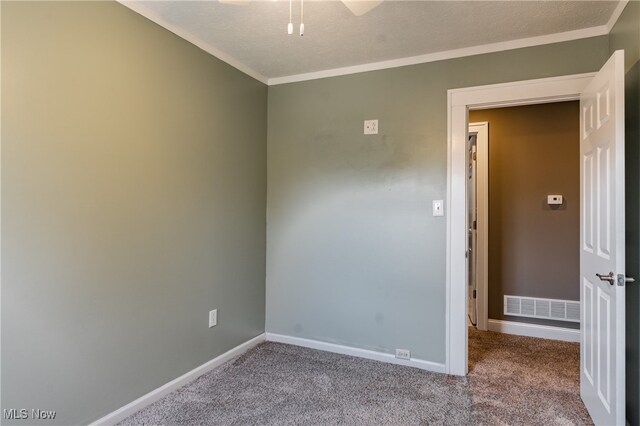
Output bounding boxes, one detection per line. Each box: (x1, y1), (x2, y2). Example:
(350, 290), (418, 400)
(580, 50), (626, 426)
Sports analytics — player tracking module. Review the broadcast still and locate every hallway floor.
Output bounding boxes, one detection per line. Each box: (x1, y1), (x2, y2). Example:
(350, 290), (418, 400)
(467, 327), (591, 425)
(119, 329), (591, 425)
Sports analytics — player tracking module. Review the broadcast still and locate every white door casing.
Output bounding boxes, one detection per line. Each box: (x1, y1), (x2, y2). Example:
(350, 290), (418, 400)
(580, 50), (626, 426)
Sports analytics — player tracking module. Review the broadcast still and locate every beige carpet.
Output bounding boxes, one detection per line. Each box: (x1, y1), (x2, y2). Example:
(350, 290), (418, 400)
(119, 329), (592, 425)
(468, 327), (592, 425)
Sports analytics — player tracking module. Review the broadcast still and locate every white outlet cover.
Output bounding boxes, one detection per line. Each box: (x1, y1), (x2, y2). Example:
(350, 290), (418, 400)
(395, 349), (411, 360)
(364, 119), (378, 135)
(209, 309), (217, 328)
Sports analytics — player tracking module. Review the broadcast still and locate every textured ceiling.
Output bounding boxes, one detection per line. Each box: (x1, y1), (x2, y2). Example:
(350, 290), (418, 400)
(123, 1), (620, 79)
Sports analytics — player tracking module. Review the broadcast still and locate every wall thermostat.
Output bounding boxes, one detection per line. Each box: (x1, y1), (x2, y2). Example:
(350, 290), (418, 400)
(547, 195), (563, 205)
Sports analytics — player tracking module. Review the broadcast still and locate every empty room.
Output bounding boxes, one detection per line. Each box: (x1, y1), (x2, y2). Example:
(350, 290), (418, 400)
(2, 1), (640, 425)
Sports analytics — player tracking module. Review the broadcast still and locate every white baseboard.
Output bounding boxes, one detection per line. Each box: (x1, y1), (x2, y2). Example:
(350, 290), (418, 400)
(265, 332), (446, 374)
(487, 319), (580, 343)
(90, 333), (266, 426)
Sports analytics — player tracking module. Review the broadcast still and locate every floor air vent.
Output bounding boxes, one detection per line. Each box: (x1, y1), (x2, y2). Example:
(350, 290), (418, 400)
(504, 295), (580, 323)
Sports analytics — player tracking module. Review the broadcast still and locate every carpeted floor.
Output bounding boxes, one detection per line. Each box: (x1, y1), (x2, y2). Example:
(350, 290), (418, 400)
(119, 329), (592, 425)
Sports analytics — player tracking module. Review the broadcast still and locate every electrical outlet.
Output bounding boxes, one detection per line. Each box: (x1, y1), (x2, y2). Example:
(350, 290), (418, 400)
(208, 309), (217, 328)
(364, 119), (378, 135)
(395, 349), (411, 360)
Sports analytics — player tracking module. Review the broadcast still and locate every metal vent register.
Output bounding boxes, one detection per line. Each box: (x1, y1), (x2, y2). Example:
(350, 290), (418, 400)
(504, 295), (580, 323)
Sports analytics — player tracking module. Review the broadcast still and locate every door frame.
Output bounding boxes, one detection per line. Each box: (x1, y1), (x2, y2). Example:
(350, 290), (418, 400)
(445, 72), (595, 376)
(468, 122), (488, 331)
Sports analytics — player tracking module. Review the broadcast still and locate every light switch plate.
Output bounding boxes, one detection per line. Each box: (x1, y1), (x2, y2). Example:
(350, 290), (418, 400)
(364, 119), (378, 135)
(209, 309), (217, 328)
(433, 200), (444, 216)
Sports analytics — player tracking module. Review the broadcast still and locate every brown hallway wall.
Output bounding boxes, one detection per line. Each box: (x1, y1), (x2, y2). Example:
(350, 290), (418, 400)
(470, 101), (580, 328)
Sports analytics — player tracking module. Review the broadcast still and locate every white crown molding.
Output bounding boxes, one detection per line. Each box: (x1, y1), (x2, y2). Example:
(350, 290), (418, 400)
(117, 1), (269, 85)
(265, 332), (446, 373)
(268, 25), (609, 85)
(606, 0), (629, 33)
(90, 333), (266, 426)
(487, 320), (580, 343)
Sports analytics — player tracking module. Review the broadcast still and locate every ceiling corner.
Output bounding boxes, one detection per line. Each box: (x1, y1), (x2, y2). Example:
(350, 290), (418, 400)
(606, 0), (630, 33)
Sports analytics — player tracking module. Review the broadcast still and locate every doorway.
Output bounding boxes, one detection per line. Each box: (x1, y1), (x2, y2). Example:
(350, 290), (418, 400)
(467, 103), (581, 336)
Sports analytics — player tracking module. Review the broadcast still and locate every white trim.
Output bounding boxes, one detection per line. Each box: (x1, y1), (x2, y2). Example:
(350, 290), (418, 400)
(117, 1), (269, 85)
(487, 319), (580, 343)
(90, 333), (266, 426)
(447, 73), (594, 376)
(268, 27), (607, 85)
(605, 0), (629, 33)
(265, 333), (446, 374)
(448, 72), (595, 103)
(468, 122), (488, 332)
(0, 0), (3, 412)
(446, 91), (468, 376)
(445, 89), (454, 375)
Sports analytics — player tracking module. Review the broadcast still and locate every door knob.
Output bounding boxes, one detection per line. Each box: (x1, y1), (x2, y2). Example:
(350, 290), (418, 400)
(596, 272), (615, 285)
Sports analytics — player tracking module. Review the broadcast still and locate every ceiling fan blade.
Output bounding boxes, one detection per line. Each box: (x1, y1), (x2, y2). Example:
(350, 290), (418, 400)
(340, 0), (384, 17)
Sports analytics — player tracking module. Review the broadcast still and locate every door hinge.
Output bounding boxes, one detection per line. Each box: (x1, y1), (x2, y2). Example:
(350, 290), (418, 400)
(472, 152), (477, 161)
(473, 220), (477, 230)
(473, 290), (477, 299)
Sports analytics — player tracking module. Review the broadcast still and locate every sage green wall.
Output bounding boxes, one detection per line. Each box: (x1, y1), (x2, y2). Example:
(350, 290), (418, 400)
(610, 1), (640, 424)
(1, 2), (266, 425)
(266, 36), (610, 363)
